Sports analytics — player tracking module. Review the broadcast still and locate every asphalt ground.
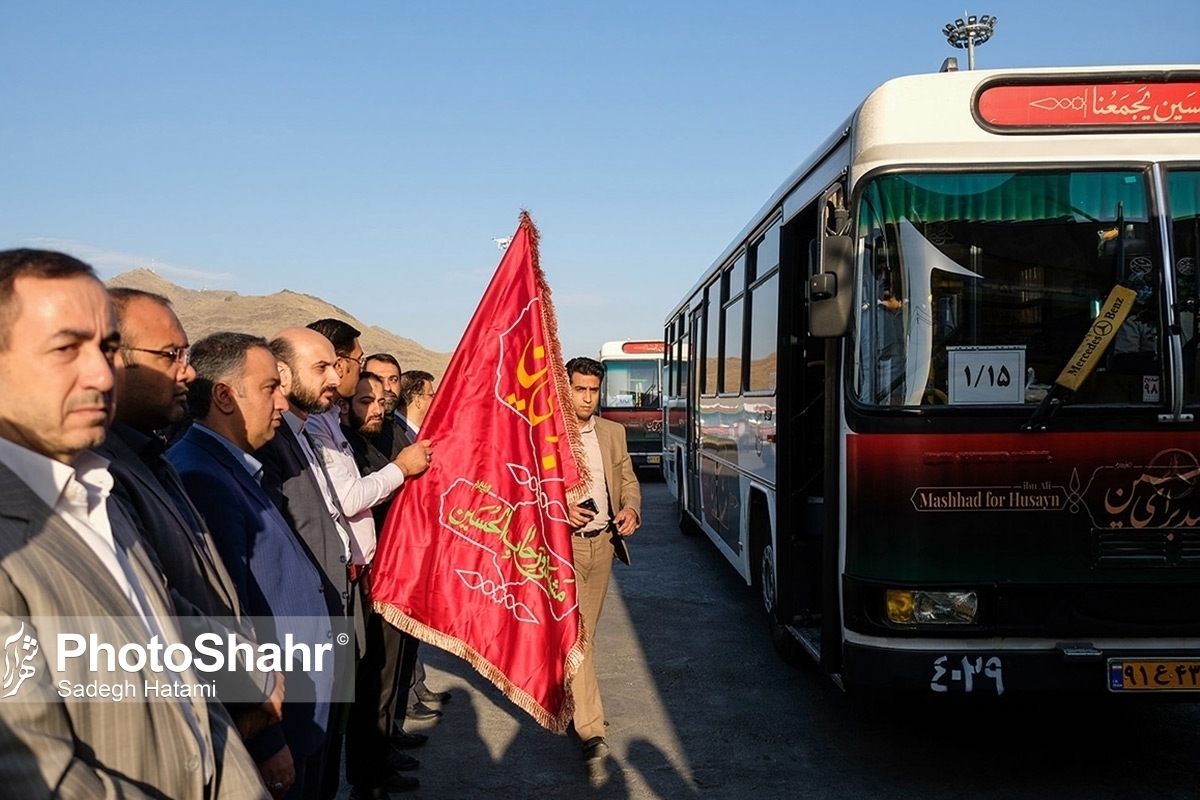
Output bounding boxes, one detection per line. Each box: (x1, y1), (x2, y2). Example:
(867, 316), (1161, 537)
(335, 477), (1200, 800)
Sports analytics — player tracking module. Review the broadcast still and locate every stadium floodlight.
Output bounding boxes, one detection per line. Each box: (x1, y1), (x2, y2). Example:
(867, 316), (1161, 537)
(943, 14), (996, 70)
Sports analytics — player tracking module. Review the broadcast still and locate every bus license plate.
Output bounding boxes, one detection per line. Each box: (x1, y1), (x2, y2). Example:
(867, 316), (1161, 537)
(1109, 660), (1200, 691)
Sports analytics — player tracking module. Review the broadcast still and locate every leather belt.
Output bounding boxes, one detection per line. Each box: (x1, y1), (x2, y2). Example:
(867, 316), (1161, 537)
(573, 529), (604, 539)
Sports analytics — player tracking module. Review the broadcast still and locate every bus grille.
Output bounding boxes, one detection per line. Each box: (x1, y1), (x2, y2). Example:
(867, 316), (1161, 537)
(1093, 528), (1200, 567)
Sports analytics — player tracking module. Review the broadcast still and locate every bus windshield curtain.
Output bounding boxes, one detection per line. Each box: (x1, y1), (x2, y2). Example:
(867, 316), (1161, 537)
(1168, 170), (1200, 220)
(864, 172), (1149, 226)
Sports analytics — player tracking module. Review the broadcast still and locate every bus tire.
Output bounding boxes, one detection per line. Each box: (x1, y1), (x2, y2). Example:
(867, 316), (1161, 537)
(677, 468), (698, 536)
(677, 503), (699, 536)
(759, 542), (805, 668)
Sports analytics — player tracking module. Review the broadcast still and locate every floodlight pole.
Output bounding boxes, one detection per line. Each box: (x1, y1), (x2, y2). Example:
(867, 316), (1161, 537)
(942, 14), (997, 70)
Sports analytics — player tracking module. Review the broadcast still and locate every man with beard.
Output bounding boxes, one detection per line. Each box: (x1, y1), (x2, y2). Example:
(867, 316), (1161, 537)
(363, 353), (402, 416)
(301, 323), (431, 581)
(257, 326), (355, 799)
(361, 353), (405, 469)
(95, 288), (283, 744)
(266, 324), (430, 800)
(340, 372), (429, 798)
(346, 360), (437, 753)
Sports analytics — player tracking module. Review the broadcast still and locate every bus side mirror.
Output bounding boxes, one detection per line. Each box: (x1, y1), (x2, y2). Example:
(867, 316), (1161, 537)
(809, 235), (854, 338)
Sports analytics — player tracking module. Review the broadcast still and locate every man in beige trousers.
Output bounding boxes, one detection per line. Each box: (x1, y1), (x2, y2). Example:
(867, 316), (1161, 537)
(563, 356), (641, 785)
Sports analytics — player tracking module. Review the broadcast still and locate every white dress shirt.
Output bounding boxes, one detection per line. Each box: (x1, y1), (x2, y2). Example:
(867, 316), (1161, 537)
(577, 418), (611, 534)
(0, 437), (148, 619)
(302, 408), (405, 566)
(0, 436), (212, 780)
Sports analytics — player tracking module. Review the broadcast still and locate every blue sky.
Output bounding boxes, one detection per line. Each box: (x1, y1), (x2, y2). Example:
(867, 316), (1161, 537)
(2, 1), (1196, 360)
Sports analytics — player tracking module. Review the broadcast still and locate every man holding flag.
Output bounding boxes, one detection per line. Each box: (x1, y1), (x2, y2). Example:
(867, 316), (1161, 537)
(371, 211), (605, 754)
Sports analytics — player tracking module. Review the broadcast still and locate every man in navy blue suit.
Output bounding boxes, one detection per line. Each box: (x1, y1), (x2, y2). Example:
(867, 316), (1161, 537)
(167, 332), (336, 800)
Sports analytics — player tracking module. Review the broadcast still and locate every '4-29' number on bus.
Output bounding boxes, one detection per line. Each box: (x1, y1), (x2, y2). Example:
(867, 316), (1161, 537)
(930, 655), (1005, 694)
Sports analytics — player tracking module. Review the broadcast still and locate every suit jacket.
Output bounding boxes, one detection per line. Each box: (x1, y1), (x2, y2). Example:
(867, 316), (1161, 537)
(0, 459), (267, 800)
(593, 416), (642, 564)
(256, 422), (353, 621)
(168, 426), (333, 761)
(393, 414), (418, 450)
(93, 422), (272, 701)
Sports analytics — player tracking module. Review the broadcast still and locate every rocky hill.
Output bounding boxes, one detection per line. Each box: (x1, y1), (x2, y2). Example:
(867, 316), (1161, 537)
(105, 269), (452, 378)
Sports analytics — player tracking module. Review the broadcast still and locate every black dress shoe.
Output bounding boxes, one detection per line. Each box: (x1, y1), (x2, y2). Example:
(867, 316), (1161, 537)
(415, 687), (452, 705)
(349, 773), (420, 800)
(582, 736), (610, 762)
(382, 772), (420, 792)
(391, 729), (429, 749)
(406, 700), (442, 720)
(388, 748), (420, 771)
(348, 788), (391, 800)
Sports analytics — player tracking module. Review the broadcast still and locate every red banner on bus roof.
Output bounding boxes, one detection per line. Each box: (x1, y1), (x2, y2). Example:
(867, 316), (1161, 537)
(621, 340), (663, 354)
(978, 81), (1200, 128)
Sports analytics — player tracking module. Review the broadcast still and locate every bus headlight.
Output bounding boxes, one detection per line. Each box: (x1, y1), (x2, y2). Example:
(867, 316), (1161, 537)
(886, 589), (978, 625)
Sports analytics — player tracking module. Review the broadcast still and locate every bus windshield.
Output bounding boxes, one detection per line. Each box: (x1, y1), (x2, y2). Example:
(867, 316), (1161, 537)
(601, 360), (661, 410)
(848, 169), (1191, 409)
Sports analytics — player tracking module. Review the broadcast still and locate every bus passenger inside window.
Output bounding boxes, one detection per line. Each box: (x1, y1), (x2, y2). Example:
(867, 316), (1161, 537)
(875, 264), (905, 405)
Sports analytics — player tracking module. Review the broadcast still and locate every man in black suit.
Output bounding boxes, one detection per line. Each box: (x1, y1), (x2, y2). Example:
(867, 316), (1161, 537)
(392, 369), (451, 720)
(393, 370), (435, 448)
(95, 288), (283, 743)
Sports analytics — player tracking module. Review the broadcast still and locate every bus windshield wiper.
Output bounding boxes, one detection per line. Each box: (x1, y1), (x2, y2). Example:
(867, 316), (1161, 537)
(1022, 284), (1139, 431)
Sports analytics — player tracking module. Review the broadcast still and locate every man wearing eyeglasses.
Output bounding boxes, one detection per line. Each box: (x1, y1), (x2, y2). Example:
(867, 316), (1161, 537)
(95, 288), (284, 748)
(394, 371), (436, 448)
(109, 288), (194, 431)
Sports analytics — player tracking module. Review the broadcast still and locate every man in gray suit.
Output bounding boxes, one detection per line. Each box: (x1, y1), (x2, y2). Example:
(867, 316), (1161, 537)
(0, 248), (267, 799)
(95, 287), (284, 742)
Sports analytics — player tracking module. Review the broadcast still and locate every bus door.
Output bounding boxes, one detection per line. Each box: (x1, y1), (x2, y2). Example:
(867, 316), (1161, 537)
(685, 306), (703, 521)
(777, 203), (828, 626)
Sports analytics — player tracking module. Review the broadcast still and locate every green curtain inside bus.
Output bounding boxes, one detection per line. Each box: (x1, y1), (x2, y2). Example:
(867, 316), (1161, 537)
(863, 172), (1150, 226)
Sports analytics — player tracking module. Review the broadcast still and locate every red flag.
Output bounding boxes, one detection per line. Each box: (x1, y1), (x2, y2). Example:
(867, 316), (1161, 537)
(373, 211), (589, 731)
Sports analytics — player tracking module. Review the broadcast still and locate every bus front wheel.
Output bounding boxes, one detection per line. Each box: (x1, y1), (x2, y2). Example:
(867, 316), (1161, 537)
(760, 543), (805, 668)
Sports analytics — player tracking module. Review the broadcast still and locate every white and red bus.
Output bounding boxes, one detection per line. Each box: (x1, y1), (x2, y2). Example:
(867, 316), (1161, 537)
(598, 339), (665, 472)
(663, 63), (1200, 698)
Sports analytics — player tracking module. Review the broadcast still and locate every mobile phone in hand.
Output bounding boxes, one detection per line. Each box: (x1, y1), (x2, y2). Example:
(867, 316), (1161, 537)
(578, 498), (598, 513)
